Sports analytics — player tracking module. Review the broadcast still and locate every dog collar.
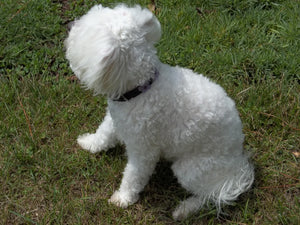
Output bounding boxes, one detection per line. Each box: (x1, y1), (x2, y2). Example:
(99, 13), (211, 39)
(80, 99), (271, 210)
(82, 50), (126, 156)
(113, 68), (159, 102)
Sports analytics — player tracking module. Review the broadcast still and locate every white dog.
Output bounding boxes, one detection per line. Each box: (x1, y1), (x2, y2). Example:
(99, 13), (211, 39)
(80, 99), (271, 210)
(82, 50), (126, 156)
(65, 4), (254, 220)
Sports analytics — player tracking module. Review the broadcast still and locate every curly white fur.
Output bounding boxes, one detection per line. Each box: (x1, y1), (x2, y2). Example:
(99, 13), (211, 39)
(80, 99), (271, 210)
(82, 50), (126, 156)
(65, 4), (254, 220)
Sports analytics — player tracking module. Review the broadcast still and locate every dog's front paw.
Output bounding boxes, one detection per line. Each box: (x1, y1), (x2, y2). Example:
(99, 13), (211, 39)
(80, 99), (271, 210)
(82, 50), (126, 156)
(77, 133), (104, 153)
(108, 190), (139, 208)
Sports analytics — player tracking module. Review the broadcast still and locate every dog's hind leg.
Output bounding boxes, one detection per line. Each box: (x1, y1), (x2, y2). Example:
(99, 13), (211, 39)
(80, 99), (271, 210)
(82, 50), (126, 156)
(172, 154), (254, 220)
(172, 195), (205, 220)
(77, 109), (118, 153)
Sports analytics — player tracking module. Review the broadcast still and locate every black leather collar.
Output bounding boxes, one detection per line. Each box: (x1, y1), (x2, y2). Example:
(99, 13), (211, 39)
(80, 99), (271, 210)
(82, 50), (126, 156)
(113, 69), (159, 102)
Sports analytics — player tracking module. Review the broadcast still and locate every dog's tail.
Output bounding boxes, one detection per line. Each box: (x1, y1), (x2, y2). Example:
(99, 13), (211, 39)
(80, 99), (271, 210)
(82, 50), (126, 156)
(172, 157), (254, 220)
(212, 158), (254, 214)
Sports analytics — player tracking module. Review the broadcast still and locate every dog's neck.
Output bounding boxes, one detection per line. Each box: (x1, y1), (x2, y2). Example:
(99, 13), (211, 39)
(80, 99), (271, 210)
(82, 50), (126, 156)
(111, 68), (159, 102)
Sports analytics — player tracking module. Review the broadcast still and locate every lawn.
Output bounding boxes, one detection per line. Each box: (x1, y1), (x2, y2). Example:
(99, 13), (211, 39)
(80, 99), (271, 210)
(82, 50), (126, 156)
(0, 0), (299, 224)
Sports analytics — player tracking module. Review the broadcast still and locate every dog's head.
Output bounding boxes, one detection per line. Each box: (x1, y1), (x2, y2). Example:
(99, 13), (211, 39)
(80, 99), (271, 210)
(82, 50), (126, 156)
(65, 4), (161, 98)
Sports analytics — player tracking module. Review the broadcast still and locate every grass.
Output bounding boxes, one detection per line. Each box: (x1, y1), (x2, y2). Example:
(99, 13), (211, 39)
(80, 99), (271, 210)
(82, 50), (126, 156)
(0, 0), (299, 224)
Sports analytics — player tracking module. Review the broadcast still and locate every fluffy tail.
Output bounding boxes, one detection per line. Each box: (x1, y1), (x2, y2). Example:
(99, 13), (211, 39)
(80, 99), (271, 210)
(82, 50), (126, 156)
(213, 159), (254, 214)
(172, 158), (254, 220)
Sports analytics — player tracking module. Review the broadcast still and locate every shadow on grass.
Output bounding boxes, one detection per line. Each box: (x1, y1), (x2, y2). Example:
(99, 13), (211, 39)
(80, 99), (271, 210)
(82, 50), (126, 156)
(93, 146), (256, 223)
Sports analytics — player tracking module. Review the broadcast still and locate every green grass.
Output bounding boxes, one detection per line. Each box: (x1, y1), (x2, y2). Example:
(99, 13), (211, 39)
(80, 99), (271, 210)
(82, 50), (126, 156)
(0, 0), (299, 224)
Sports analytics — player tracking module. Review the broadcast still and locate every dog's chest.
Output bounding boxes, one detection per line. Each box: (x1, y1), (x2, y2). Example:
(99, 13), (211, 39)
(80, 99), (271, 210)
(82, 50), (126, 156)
(108, 100), (165, 143)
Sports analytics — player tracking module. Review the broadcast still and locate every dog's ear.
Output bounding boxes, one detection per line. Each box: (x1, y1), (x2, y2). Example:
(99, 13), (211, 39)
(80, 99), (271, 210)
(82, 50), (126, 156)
(138, 8), (161, 44)
(142, 15), (161, 43)
(89, 4), (103, 13)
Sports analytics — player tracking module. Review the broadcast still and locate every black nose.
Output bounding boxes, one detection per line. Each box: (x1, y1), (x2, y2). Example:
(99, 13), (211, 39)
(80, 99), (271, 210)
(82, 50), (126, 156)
(67, 21), (75, 31)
